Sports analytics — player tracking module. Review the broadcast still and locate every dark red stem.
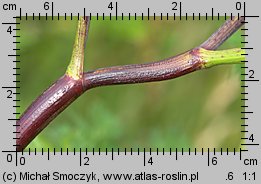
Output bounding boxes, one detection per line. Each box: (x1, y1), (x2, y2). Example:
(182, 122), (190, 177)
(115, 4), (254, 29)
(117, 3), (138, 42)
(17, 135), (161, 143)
(16, 17), (244, 151)
(17, 75), (83, 150)
(83, 49), (203, 89)
(200, 16), (245, 50)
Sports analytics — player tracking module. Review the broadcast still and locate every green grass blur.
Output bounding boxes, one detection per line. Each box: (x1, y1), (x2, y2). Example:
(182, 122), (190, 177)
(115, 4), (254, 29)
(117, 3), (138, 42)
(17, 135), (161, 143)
(17, 17), (243, 151)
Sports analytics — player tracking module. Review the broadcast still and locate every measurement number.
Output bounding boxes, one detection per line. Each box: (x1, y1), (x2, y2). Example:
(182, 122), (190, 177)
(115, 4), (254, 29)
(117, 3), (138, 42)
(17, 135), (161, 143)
(243, 172), (256, 181)
(7, 90), (13, 98)
(172, 2), (178, 10)
(6, 154), (25, 165)
(83, 156), (90, 165)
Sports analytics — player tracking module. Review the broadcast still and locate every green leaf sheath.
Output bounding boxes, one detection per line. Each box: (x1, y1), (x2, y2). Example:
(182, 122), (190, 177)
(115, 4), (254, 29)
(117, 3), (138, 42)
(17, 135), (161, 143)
(66, 17), (90, 79)
(199, 48), (245, 68)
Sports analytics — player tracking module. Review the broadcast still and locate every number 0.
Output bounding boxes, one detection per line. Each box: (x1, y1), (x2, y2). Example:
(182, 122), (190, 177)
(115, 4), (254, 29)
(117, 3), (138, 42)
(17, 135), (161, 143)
(236, 2), (241, 10)
(7, 154), (12, 162)
(19, 157), (25, 165)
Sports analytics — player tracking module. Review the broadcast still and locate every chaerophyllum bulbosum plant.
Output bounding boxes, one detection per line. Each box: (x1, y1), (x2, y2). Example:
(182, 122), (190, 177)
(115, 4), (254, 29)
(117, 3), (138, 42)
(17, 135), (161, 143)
(17, 16), (245, 151)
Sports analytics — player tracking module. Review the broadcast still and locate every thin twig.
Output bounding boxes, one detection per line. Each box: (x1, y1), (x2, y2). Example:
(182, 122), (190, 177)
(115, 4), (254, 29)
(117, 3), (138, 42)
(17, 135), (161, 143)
(66, 16), (90, 79)
(200, 16), (244, 50)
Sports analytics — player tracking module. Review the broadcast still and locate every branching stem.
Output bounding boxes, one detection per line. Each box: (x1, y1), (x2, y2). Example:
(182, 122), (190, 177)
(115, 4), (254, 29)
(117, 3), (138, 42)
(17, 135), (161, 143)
(16, 16), (245, 151)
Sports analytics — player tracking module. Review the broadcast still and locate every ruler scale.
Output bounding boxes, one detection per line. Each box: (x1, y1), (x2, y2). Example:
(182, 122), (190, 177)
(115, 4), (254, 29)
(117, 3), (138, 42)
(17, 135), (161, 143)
(0, 0), (260, 183)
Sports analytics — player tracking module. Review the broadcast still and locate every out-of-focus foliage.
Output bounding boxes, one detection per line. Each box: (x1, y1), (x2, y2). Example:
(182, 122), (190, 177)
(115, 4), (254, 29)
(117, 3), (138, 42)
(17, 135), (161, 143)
(17, 17), (243, 151)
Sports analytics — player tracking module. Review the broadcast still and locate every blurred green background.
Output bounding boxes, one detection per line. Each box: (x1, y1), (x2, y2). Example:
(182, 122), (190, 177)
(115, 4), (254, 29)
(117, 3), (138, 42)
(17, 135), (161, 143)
(17, 17), (243, 151)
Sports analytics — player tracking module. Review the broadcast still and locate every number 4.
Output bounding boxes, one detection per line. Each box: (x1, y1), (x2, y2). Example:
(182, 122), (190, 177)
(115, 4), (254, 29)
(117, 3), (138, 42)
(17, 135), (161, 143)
(148, 157), (153, 165)
(108, 2), (113, 10)
(7, 26), (12, 34)
(249, 134), (254, 142)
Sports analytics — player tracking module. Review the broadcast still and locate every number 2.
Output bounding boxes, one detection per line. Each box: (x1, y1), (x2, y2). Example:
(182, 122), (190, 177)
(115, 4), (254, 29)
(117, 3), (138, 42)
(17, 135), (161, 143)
(7, 90), (12, 98)
(249, 70), (254, 78)
(172, 2), (178, 10)
(84, 157), (90, 165)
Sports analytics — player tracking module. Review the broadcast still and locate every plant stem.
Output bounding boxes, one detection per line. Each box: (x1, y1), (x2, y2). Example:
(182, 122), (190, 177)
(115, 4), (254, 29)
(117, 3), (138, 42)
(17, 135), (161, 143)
(66, 16), (90, 79)
(16, 17), (245, 151)
(82, 47), (244, 89)
(200, 48), (245, 68)
(16, 17), (90, 151)
(17, 76), (83, 151)
(200, 16), (245, 50)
